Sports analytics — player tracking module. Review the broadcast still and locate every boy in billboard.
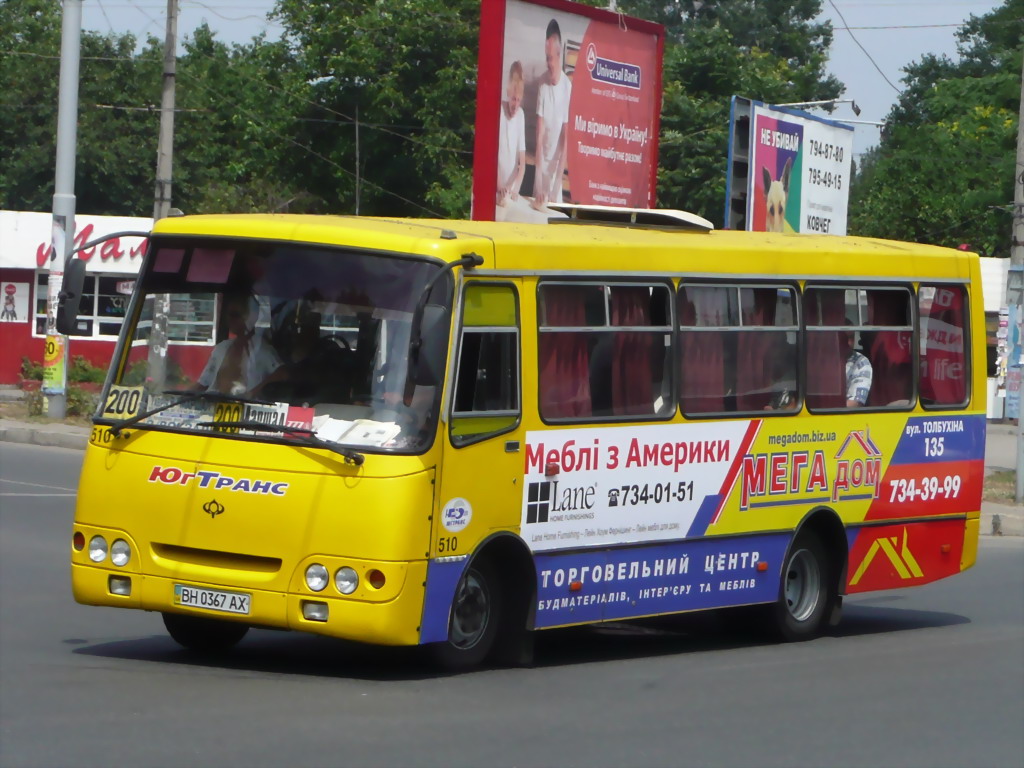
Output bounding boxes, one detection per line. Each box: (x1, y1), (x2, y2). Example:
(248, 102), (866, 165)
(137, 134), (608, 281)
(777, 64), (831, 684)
(497, 61), (527, 207)
(533, 19), (571, 208)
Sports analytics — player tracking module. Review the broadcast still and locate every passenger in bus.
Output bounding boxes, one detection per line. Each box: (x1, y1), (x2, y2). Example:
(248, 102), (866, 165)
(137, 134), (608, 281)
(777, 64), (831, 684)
(843, 327), (873, 407)
(259, 299), (354, 403)
(196, 292), (283, 396)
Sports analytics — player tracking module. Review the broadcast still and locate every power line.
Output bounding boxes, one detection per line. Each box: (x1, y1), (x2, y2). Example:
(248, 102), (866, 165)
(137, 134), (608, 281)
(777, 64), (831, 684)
(828, 0), (904, 94)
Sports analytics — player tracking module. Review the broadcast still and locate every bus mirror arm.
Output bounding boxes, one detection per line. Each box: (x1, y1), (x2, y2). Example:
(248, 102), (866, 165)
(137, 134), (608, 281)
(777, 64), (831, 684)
(403, 252), (483, 405)
(55, 231), (150, 337)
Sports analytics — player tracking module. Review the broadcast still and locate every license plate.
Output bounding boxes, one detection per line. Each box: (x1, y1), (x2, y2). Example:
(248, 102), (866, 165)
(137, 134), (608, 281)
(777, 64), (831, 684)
(173, 584), (251, 615)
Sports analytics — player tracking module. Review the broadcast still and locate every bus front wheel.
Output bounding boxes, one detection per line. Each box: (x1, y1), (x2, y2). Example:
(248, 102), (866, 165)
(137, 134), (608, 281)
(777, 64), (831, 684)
(430, 560), (501, 669)
(162, 612), (249, 652)
(770, 532), (830, 641)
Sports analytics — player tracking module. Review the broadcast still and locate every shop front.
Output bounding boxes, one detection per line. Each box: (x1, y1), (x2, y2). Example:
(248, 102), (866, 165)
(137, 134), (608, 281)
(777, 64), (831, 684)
(0, 211), (161, 385)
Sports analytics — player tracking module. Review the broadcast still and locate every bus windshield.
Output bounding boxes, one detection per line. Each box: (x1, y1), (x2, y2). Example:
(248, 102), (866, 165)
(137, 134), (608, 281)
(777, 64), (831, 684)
(105, 238), (448, 453)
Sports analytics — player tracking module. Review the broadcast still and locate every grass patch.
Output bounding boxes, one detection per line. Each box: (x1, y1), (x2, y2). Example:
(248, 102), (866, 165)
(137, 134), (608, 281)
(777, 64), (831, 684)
(984, 470), (1023, 505)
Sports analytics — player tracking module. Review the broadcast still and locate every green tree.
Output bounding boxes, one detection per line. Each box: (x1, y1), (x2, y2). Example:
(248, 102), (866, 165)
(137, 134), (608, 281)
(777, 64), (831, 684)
(270, 0), (483, 217)
(0, 0), (155, 214)
(849, 0), (1022, 255)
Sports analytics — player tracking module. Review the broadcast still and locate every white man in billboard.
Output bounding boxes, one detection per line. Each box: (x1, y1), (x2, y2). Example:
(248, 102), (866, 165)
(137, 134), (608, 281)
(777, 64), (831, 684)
(497, 60), (527, 207)
(532, 18), (571, 209)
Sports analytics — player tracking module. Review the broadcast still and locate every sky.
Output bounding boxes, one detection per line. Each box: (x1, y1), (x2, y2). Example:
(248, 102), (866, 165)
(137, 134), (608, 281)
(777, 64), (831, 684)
(78, 0), (1005, 157)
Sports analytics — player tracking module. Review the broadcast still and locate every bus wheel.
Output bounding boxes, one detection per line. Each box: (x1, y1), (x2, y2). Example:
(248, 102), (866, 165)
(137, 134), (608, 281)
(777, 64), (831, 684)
(430, 561), (501, 669)
(771, 532), (829, 641)
(162, 612), (249, 652)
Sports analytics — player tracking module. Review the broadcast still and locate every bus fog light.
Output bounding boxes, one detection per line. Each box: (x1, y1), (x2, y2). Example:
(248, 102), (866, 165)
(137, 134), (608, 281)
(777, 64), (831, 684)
(335, 567), (359, 595)
(305, 564), (329, 592)
(367, 569), (386, 590)
(73, 531), (85, 551)
(88, 536), (108, 563)
(302, 601), (329, 621)
(108, 575), (132, 596)
(110, 539), (131, 567)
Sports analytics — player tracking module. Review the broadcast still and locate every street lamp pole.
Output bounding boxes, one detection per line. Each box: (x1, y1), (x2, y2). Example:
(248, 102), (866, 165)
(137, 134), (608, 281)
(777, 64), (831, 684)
(44, 0), (84, 419)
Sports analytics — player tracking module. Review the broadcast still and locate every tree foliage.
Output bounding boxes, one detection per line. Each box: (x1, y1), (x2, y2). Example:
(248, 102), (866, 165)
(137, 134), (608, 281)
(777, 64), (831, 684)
(849, 0), (1022, 255)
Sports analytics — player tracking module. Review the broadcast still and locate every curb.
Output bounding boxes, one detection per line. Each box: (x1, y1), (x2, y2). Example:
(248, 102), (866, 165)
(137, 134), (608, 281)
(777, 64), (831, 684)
(0, 424), (88, 451)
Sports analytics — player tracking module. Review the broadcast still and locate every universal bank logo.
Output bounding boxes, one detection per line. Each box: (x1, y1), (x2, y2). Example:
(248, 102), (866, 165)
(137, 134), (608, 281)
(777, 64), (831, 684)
(585, 43), (642, 90)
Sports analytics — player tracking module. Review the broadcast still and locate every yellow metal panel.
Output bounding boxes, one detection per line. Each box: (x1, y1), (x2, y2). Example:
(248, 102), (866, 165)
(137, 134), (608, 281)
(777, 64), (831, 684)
(463, 283), (516, 327)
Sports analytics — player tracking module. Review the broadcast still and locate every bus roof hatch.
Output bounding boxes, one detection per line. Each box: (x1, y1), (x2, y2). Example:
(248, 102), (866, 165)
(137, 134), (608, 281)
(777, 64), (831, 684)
(546, 204), (714, 232)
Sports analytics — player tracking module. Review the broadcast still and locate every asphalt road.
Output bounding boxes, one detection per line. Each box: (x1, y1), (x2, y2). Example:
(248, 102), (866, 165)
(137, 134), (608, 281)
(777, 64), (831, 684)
(1, 442), (1022, 768)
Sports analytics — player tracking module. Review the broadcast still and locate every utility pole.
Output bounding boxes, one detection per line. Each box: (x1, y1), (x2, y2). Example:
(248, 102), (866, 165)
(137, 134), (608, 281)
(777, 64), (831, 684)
(1013, 54), (1024, 502)
(43, 0), (84, 419)
(148, 0), (178, 389)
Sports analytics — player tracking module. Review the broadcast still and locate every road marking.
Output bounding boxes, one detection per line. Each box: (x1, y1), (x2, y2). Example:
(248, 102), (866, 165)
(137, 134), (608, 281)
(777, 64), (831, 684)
(0, 478), (77, 492)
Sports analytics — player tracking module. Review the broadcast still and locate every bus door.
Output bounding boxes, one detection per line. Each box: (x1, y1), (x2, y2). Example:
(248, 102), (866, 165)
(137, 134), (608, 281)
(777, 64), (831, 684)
(435, 281), (524, 558)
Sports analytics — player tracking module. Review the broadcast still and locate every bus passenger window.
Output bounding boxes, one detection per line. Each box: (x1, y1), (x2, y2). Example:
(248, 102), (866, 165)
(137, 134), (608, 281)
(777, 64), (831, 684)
(451, 284), (520, 445)
(539, 282), (672, 421)
(919, 284), (968, 407)
(678, 283), (797, 415)
(863, 288), (913, 407)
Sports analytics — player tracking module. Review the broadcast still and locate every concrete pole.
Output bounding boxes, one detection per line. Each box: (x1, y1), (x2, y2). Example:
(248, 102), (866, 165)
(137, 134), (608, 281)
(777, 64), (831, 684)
(148, 0), (178, 390)
(44, 0), (84, 419)
(1013, 55), (1024, 502)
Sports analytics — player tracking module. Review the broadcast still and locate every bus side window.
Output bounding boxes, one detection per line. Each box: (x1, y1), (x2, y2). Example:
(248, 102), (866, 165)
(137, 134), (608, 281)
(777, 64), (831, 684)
(919, 284), (969, 408)
(450, 284), (520, 446)
(863, 287), (914, 407)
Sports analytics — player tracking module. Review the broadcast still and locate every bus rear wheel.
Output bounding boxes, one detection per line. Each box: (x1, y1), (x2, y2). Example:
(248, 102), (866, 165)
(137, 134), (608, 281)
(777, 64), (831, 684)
(769, 532), (830, 641)
(430, 560), (501, 669)
(162, 612), (249, 652)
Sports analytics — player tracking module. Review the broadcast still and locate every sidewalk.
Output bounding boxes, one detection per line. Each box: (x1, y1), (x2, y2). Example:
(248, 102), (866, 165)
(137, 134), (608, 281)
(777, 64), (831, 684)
(1, 408), (1021, 535)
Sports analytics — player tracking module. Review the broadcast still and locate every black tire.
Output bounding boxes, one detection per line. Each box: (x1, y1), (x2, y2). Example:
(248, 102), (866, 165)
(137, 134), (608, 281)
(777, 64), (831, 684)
(769, 532), (830, 641)
(162, 612), (249, 652)
(429, 560), (501, 670)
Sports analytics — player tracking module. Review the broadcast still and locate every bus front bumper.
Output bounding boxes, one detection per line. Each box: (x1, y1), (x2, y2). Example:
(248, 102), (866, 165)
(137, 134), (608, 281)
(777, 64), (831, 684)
(71, 562), (428, 647)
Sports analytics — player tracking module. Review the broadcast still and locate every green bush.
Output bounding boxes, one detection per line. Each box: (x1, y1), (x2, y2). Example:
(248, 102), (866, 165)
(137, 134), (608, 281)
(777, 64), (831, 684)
(69, 355), (107, 384)
(23, 386), (96, 418)
(66, 385), (99, 416)
(20, 356), (43, 381)
(24, 389), (44, 416)
(20, 355), (106, 384)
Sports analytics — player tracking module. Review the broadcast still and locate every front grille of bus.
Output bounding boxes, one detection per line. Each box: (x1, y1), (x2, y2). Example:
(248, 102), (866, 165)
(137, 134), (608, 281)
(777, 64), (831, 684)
(151, 543), (282, 573)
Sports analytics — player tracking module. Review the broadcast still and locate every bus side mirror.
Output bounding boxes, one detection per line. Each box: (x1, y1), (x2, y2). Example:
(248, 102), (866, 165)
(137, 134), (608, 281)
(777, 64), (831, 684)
(55, 257), (87, 336)
(415, 304), (450, 386)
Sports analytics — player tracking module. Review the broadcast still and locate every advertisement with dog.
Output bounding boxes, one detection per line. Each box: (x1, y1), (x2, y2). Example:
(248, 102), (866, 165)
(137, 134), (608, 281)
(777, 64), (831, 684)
(471, 0), (664, 223)
(746, 104), (854, 235)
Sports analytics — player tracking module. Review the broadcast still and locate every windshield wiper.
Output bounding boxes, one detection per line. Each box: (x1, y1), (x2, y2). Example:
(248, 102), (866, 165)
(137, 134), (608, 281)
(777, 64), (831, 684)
(193, 421), (365, 466)
(105, 390), (271, 437)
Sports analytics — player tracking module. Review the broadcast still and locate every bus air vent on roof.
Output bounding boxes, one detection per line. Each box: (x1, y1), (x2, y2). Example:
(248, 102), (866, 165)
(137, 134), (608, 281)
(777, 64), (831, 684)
(546, 203), (714, 232)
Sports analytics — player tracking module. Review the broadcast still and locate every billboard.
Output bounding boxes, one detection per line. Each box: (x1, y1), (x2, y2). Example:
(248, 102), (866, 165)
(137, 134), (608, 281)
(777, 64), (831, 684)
(725, 98), (854, 235)
(472, 0), (664, 222)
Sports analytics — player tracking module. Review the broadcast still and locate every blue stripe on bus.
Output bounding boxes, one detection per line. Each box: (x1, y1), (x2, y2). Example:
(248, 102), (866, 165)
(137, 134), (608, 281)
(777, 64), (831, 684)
(533, 533), (790, 629)
(419, 558), (469, 644)
(889, 414), (986, 465)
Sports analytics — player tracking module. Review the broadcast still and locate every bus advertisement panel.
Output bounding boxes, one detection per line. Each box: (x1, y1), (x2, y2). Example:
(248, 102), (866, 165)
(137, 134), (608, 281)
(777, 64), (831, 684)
(522, 413), (984, 629)
(746, 103), (855, 235)
(472, 0), (664, 223)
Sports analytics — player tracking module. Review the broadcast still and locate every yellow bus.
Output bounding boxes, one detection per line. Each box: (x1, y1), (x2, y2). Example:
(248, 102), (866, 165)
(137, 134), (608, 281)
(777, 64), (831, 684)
(64, 207), (984, 668)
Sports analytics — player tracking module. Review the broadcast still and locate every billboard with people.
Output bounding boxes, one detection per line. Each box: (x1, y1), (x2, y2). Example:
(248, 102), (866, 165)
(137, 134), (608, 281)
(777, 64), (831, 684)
(472, 0), (664, 222)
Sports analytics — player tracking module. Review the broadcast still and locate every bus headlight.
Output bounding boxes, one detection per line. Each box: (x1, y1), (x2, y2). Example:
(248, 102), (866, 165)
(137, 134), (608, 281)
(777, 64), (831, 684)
(335, 567), (359, 595)
(110, 539), (131, 567)
(305, 564), (329, 592)
(88, 536), (108, 563)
